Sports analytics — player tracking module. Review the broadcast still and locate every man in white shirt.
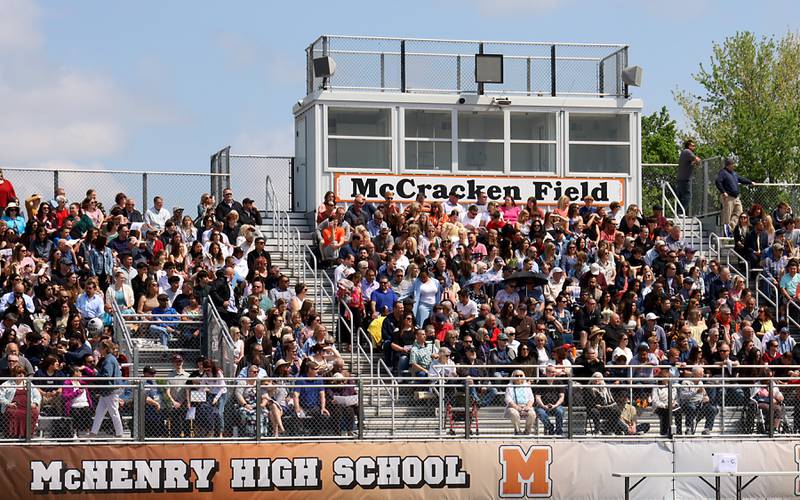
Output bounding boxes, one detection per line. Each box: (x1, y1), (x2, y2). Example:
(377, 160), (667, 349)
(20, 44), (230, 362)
(460, 204), (487, 232)
(144, 196), (171, 233)
(334, 254), (355, 286)
(455, 289), (478, 333)
(442, 192), (464, 217)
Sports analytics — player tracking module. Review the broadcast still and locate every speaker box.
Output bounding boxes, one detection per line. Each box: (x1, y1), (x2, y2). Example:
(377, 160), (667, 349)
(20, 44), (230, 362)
(621, 66), (643, 87)
(313, 56), (337, 78)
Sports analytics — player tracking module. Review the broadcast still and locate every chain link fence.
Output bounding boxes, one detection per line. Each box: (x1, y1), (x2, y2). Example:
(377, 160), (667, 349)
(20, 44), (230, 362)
(307, 36), (629, 97)
(0, 166), (229, 218)
(229, 155), (293, 212)
(3, 375), (798, 442)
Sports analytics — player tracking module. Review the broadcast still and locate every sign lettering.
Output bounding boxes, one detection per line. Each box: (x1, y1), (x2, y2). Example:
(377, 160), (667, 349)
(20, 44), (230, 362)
(498, 445), (553, 498)
(334, 174), (624, 206)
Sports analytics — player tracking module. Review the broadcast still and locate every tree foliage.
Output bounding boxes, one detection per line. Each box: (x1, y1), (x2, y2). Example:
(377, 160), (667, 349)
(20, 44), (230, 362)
(641, 106), (679, 212)
(675, 31), (800, 182)
(642, 105), (679, 164)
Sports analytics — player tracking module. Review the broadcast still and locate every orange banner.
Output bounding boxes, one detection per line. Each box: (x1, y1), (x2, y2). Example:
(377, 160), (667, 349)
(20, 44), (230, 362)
(0, 440), (682, 499)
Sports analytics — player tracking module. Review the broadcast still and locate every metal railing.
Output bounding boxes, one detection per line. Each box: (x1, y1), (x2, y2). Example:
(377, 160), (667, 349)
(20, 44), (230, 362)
(307, 35), (629, 97)
(726, 248), (750, 289)
(6, 373), (800, 443)
(755, 274), (779, 313)
(662, 180), (705, 256)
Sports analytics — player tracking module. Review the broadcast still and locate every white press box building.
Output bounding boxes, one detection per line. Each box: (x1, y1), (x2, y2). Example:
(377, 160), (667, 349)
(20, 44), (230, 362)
(292, 35), (643, 212)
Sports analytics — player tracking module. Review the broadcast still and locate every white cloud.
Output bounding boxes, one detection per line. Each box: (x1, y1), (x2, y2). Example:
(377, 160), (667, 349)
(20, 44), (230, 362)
(0, 0), (178, 165)
(0, 0), (41, 53)
(231, 123), (294, 156)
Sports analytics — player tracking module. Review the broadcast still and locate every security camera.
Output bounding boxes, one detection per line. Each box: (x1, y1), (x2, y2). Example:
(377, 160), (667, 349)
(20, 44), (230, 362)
(458, 97), (466, 104)
(492, 97), (511, 106)
(297, 100), (304, 107)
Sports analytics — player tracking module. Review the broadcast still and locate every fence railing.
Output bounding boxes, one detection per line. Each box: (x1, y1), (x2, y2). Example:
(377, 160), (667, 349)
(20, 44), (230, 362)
(4, 374), (800, 443)
(307, 35), (629, 97)
(0, 165), (231, 218)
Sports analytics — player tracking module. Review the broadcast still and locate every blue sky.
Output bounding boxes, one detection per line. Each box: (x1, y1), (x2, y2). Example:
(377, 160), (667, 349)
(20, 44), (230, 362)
(1, 0), (797, 173)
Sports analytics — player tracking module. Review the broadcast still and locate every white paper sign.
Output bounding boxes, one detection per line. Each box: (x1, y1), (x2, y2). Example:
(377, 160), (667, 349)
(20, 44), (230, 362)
(713, 453), (738, 473)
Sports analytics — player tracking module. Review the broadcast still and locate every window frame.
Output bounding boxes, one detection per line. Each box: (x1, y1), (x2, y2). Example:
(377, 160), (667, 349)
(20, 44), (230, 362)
(565, 111), (633, 177)
(325, 105), (394, 172)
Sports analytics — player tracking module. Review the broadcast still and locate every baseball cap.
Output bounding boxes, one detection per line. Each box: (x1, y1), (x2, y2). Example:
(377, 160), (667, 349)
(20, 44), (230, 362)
(645, 312), (659, 321)
(589, 263), (601, 275)
(143, 365), (156, 375)
(497, 333), (509, 341)
(275, 359), (289, 369)
(87, 317), (104, 334)
(552, 267), (564, 274)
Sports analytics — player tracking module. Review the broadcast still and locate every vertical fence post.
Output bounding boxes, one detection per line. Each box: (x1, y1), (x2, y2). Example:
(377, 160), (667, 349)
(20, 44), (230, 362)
(567, 379), (574, 439)
(768, 379), (775, 438)
(438, 378), (445, 436)
(142, 173), (148, 212)
(526, 57), (532, 96)
(720, 375), (726, 434)
(255, 382), (262, 442)
(456, 55), (461, 92)
(400, 40), (406, 93)
(550, 45), (557, 97)
(357, 378), (364, 439)
(380, 53), (385, 92)
(667, 379), (673, 437)
(53, 171), (59, 198)
(464, 379), (471, 439)
(25, 378), (33, 442)
(477, 43), (484, 96)
(137, 380), (146, 441)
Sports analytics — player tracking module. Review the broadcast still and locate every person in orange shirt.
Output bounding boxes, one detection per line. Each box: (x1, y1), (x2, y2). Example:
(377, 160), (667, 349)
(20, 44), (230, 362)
(321, 217), (346, 262)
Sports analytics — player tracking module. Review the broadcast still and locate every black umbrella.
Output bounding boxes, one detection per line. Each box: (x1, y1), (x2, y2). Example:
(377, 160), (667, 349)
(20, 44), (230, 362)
(505, 271), (549, 287)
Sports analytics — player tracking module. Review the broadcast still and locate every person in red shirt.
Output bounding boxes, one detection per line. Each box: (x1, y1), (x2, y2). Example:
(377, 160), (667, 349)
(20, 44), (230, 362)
(0, 170), (17, 210)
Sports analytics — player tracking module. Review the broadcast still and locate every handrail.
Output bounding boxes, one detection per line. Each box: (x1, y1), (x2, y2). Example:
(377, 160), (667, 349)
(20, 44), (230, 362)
(726, 248), (750, 288)
(111, 301), (135, 369)
(755, 273), (779, 312)
(205, 301), (237, 378)
(787, 299), (800, 331)
(376, 359), (397, 429)
(709, 232), (724, 262)
(356, 327), (374, 380)
(338, 298), (356, 370)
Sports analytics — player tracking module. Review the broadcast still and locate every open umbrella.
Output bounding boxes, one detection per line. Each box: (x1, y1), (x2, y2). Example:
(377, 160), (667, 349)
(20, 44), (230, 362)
(505, 271), (549, 287)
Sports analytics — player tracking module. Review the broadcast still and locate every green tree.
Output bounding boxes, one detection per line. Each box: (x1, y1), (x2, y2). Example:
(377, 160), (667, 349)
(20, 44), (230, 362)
(641, 106), (680, 211)
(642, 105), (679, 164)
(675, 31), (800, 182)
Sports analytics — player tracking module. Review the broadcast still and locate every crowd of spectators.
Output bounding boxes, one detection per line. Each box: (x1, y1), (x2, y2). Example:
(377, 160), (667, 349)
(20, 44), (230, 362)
(319, 174), (800, 436)
(0, 174), (361, 439)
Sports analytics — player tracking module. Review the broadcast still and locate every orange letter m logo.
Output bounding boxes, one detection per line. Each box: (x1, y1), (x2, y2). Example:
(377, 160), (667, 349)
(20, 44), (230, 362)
(498, 445), (553, 498)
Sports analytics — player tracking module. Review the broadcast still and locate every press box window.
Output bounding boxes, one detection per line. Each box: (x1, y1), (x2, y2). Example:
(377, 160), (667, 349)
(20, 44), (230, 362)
(328, 107), (391, 169)
(457, 111), (503, 172)
(568, 113), (630, 174)
(405, 110), (452, 171)
(510, 112), (557, 173)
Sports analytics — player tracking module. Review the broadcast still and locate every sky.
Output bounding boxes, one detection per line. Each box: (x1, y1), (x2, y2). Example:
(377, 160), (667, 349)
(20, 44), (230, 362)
(0, 0), (797, 174)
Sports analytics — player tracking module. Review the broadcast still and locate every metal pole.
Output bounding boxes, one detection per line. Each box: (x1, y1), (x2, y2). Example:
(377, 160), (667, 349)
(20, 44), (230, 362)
(464, 379), (471, 439)
(380, 53), (385, 92)
(768, 379), (775, 438)
(255, 382), (262, 442)
(25, 378), (32, 442)
(715, 476), (721, 500)
(526, 57), (531, 96)
(567, 380), (574, 439)
(720, 375), (726, 434)
(667, 379), (673, 437)
(478, 43), (484, 96)
(400, 40), (406, 93)
(438, 378), (445, 436)
(142, 173), (148, 212)
(138, 380), (146, 441)
(53, 171), (59, 198)
(624, 477), (630, 500)
(456, 55), (461, 92)
(550, 45), (556, 97)
(598, 61), (604, 96)
(357, 379), (364, 439)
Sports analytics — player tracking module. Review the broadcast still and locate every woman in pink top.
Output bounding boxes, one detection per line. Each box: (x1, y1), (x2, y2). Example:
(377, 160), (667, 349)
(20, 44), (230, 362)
(499, 196), (521, 225)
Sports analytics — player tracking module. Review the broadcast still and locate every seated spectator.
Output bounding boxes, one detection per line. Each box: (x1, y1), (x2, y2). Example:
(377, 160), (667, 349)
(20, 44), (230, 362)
(505, 369), (536, 435)
(534, 365), (565, 435)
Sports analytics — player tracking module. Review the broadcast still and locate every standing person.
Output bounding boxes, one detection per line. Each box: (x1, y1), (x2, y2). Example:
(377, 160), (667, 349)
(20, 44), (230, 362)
(89, 340), (124, 438)
(676, 140), (701, 214)
(715, 155), (753, 236)
(0, 170), (17, 211)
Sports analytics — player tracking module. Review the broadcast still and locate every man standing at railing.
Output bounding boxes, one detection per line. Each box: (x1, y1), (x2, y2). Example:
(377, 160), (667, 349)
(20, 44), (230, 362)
(715, 155), (753, 236)
(676, 139), (701, 215)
